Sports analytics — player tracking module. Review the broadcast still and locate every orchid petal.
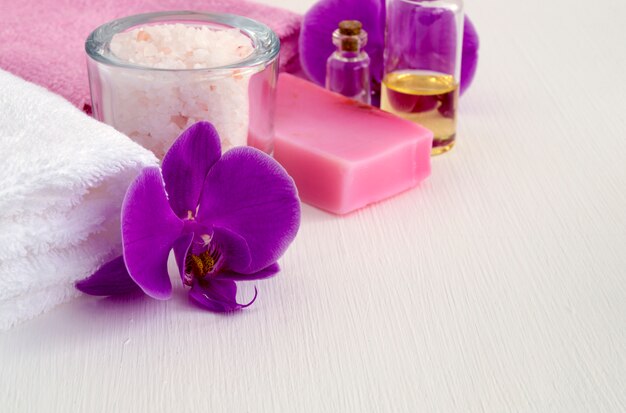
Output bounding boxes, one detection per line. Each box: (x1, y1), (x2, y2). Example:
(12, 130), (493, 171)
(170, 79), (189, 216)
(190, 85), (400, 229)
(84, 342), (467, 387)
(460, 17), (479, 95)
(75, 256), (140, 296)
(173, 231), (194, 284)
(214, 262), (280, 281)
(122, 167), (183, 300)
(188, 280), (258, 312)
(211, 226), (252, 273)
(161, 122), (222, 219)
(197, 147), (300, 274)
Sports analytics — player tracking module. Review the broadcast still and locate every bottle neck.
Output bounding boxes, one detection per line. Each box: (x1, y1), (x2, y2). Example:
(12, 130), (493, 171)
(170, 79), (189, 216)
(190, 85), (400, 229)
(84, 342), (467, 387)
(333, 49), (365, 60)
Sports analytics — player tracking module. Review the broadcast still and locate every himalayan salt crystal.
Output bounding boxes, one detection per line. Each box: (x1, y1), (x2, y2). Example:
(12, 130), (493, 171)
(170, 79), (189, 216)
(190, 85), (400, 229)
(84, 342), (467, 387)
(105, 24), (254, 157)
(274, 74), (432, 215)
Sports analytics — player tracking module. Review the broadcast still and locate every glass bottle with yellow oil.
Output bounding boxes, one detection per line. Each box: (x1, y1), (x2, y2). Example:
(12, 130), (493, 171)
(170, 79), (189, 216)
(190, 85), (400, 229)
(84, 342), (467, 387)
(381, 0), (464, 155)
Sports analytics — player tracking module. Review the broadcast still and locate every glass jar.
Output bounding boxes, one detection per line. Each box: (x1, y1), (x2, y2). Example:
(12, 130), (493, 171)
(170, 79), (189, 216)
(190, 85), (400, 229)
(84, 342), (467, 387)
(86, 11), (280, 158)
(381, 0), (464, 155)
(325, 20), (371, 105)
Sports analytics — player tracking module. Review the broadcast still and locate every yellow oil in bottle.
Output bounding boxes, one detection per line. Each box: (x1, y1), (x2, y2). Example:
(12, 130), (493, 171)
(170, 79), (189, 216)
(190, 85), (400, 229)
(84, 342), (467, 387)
(381, 70), (458, 155)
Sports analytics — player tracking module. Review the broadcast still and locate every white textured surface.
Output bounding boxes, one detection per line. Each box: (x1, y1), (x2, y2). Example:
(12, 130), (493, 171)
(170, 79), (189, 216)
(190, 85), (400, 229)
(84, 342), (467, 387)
(1, 0), (625, 411)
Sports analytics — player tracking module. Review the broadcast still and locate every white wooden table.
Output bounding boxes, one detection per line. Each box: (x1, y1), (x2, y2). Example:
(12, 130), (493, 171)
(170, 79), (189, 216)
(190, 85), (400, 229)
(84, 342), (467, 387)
(1, 0), (625, 411)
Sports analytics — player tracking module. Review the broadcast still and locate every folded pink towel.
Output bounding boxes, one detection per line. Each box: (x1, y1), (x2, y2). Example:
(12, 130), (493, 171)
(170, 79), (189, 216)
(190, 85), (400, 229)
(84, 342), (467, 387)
(0, 0), (301, 112)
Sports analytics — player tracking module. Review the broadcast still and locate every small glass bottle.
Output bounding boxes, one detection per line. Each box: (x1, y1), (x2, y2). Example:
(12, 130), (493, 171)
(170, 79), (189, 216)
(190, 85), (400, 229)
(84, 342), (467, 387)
(382, 0), (464, 155)
(325, 20), (371, 105)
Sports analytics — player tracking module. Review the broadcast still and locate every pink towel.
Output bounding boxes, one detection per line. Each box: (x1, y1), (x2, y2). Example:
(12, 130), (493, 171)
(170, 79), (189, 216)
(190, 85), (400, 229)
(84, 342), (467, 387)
(0, 0), (301, 112)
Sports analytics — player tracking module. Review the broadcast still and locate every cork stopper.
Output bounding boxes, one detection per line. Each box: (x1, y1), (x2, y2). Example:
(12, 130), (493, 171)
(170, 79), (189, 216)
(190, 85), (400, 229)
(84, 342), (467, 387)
(338, 20), (362, 36)
(337, 20), (363, 52)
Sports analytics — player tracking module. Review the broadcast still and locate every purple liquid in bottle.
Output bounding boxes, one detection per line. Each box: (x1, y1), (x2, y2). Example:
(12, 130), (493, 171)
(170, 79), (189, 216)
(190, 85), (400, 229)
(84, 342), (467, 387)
(325, 21), (371, 105)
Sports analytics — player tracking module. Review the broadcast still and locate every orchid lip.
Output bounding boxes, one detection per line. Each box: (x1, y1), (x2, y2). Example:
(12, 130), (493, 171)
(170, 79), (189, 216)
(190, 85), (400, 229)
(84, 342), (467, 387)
(184, 236), (224, 285)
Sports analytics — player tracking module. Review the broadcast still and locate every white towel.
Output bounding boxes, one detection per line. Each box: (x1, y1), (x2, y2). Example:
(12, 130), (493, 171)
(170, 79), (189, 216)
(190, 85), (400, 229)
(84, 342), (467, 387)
(0, 70), (158, 329)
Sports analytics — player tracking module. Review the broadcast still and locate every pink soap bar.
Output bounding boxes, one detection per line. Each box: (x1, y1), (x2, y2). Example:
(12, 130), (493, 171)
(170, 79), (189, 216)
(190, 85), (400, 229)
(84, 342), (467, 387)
(273, 74), (433, 215)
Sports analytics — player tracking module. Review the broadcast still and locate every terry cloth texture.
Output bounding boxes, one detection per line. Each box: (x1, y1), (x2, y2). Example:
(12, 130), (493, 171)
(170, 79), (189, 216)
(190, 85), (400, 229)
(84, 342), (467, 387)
(0, 69), (158, 329)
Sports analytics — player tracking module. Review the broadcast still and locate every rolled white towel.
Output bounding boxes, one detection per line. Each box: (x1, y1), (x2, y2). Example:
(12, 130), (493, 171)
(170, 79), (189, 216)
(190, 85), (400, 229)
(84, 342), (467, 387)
(0, 69), (158, 330)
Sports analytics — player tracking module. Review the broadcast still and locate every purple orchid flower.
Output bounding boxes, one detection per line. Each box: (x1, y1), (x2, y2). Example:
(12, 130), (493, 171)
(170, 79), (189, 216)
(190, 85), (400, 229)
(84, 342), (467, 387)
(76, 122), (301, 312)
(300, 0), (479, 97)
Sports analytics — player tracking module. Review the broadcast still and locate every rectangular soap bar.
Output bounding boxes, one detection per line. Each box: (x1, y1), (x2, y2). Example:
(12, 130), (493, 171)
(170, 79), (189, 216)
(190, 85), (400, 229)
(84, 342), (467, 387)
(273, 74), (433, 215)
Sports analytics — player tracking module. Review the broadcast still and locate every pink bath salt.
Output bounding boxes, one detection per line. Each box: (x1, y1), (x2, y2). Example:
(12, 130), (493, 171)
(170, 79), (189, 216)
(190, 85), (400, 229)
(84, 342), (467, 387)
(273, 74), (433, 215)
(110, 24), (253, 69)
(104, 23), (255, 157)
